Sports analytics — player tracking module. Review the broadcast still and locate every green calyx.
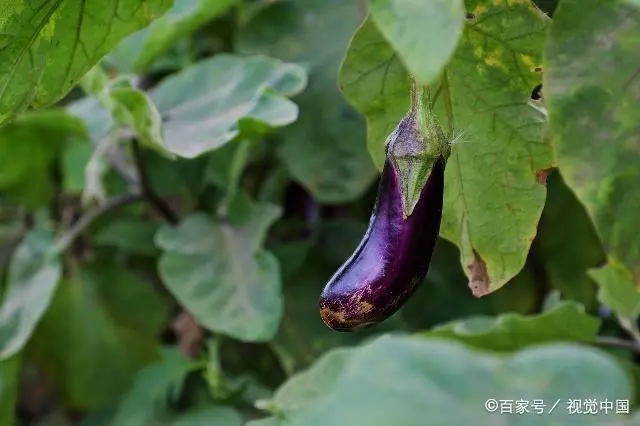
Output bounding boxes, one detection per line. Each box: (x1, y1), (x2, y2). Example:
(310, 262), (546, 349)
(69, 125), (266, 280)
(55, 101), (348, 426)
(385, 76), (452, 219)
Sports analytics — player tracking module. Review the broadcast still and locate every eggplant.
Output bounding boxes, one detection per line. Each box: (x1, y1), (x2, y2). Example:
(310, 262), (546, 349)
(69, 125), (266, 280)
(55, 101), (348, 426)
(318, 79), (450, 332)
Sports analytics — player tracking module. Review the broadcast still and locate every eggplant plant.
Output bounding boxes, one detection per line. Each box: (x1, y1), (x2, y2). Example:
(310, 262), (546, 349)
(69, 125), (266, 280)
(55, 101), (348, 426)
(318, 77), (454, 331)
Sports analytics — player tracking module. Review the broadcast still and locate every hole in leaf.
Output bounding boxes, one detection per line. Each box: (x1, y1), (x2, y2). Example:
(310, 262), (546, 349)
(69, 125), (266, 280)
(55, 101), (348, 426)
(530, 84), (543, 101)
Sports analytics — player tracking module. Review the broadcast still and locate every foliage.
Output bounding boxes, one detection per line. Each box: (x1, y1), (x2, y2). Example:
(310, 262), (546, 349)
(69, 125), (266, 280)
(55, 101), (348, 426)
(0, 0), (639, 425)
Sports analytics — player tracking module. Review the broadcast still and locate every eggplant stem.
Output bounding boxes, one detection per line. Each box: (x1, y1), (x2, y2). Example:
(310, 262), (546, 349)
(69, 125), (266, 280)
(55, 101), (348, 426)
(409, 75), (422, 115)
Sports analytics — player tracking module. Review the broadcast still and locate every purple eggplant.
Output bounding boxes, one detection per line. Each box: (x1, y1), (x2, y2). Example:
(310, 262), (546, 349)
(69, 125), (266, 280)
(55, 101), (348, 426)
(318, 80), (450, 331)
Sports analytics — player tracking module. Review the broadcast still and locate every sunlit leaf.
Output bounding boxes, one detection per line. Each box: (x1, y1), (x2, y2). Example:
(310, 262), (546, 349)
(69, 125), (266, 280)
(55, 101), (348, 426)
(156, 202), (284, 341)
(340, 1), (552, 294)
(148, 54), (306, 158)
(0, 0), (171, 126)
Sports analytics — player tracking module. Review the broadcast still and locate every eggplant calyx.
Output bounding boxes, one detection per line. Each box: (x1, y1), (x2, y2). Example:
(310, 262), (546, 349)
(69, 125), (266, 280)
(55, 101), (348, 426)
(385, 77), (451, 219)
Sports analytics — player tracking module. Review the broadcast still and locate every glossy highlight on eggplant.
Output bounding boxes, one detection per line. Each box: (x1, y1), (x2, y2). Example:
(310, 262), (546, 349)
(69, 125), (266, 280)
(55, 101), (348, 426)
(318, 152), (445, 332)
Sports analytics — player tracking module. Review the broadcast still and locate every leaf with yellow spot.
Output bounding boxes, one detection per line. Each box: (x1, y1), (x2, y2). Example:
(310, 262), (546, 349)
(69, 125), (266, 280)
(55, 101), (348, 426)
(340, 0), (551, 296)
(545, 0), (640, 288)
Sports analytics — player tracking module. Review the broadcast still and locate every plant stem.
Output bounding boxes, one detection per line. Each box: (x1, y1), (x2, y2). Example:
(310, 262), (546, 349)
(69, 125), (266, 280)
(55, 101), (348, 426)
(409, 75), (423, 115)
(594, 336), (640, 355)
(51, 193), (144, 255)
(130, 138), (179, 225)
(219, 139), (252, 216)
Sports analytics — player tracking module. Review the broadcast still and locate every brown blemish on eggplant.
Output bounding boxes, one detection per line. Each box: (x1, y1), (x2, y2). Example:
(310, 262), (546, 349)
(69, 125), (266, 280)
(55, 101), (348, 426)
(468, 251), (490, 298)
(319, 307), (347, 329)
(319, 306), (376, 331)
(356, 300), (374, 314)
(348, 291), (375, 314)
(319, 295), (374, 329)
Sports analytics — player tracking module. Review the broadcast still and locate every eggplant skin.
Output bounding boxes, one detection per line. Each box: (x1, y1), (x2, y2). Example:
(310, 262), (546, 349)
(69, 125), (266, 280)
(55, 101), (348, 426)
(318, 155), (445, 332)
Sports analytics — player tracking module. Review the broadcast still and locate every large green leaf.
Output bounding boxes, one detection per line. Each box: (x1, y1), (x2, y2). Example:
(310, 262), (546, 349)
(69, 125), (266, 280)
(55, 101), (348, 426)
(236, 0), (378, 203)
(0, 354), (21, 426)
(155, 203), (284, 342)
(271, 335), (633, 426)
(109, 0), (238, 73)
(544, 0), (640, 287)
(425, 301), (601, 352)
(535, 171), (604, 307)
(149, 54), (307, 158)
(263, 347), (355, 414)
(0, 228), (61, 360)
(340, 1), (552, 294)
(0, 109), (88, 207)
(25, 266), (169, 410)
(368, 0), (465, 86)
(0, 0), (171, 126)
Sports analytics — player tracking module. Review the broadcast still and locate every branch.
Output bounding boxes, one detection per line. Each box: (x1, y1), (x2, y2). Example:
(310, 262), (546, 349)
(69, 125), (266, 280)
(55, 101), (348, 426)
(52, 193), (144, 254)
(130, 138), (179, 225)
(593, 336), (640, 356)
